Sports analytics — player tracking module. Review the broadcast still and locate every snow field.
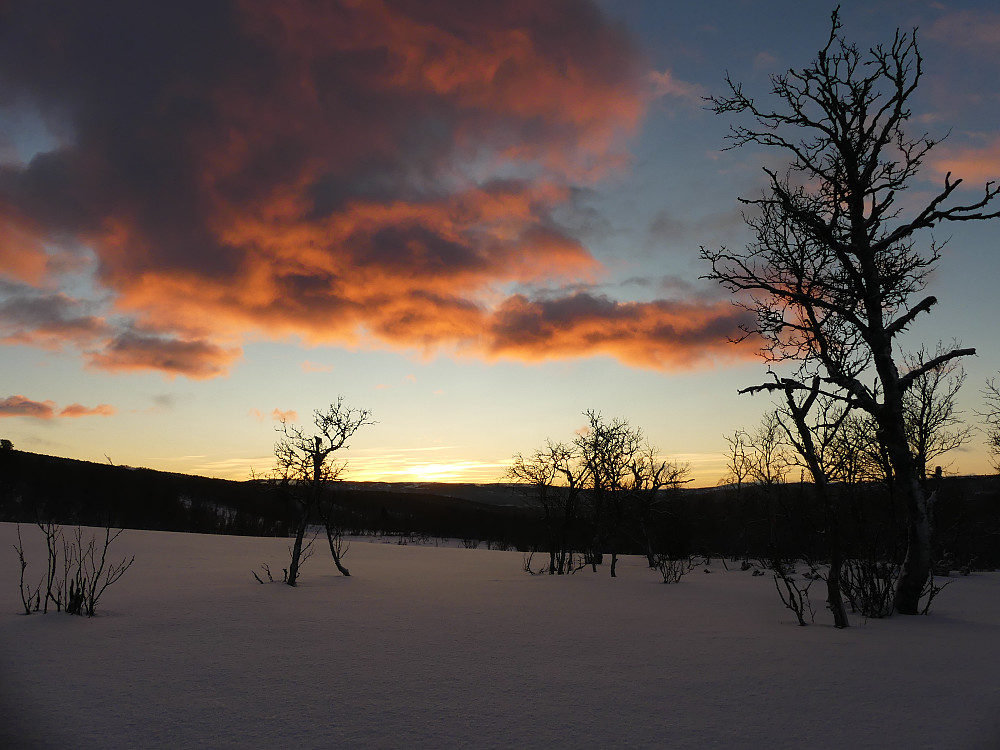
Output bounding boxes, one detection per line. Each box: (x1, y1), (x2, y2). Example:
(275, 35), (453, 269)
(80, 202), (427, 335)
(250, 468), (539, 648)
(1, 523), (998, 749)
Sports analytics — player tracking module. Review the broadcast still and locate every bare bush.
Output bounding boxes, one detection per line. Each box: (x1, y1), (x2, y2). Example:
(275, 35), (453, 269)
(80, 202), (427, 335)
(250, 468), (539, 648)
(251, 562), (285, 584)
(841, 558), (899, 619)
(653, 555), (692, 584)
(13, 522), (134, 617)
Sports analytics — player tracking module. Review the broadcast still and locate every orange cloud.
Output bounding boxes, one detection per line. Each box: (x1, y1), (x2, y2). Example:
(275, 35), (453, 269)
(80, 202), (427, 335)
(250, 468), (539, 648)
(0, 283), (110, 349)
(487, 293), (756, 370)
(0, 395), (56, 419)
(928, 136), (1000, 185)
(59, 403), (116, 418)
(86, 331), (241, 380)
(271, 408), (297, 422)
(0, 395), (115, 419)
(0, 1), (749, 376)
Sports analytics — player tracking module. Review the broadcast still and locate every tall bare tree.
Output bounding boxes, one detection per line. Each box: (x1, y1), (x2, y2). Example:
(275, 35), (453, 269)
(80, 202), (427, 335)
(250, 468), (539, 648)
(702, 9), (999, 613)
(274, 398), (374, 585)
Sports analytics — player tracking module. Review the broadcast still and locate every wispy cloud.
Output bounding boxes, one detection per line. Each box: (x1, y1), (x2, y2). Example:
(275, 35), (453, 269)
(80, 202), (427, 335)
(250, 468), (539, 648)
(271, 408), (297, 423)
(0, 394), (115, 419)
(647, 69), (706, 104)
(249, 408), (298, 423)
(925, 10), (1000, 57)
(301, 360), (335, 373)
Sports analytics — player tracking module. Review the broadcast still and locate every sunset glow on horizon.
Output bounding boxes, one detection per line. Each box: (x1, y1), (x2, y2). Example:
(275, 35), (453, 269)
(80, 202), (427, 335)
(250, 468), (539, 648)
(2, 1), (999, 487)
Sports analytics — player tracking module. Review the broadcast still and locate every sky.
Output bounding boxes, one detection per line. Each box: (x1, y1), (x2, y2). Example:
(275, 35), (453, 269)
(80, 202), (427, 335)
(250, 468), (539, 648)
(1, 0), (998, 486)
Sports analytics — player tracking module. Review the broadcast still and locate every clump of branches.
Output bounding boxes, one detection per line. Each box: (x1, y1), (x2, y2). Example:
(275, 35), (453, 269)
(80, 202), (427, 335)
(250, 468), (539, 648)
(841, 557), (899, 619)
(12, 521), (135, 617)
(251, 562), (285, 584)
(652, 554), (692, 584)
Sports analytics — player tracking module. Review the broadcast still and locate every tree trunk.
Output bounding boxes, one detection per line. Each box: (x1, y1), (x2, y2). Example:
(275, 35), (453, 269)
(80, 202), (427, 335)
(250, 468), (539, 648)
(286, 508), (308, 586)
(324, 522), (351, 577)
(895, 474), (932, 614)
(880, 413), (931, 615)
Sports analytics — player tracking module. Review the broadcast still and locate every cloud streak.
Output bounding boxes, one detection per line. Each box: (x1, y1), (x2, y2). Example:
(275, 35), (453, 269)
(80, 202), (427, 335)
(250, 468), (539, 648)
(0, 395), (115, 419)
(0, 0), (753, 375)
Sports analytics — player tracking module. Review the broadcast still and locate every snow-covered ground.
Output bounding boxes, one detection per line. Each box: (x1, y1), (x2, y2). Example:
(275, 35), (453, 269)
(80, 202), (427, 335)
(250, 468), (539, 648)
(1, 523), (998, 749)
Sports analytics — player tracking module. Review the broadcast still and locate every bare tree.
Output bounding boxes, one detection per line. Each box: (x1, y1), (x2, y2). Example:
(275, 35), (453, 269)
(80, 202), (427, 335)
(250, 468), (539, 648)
(576, 411), (642, 577)
(626, 443), (690, 567)
(982, 377), (1000, 473)
(771, 377), (852, 628)
(508, 412), (686, 578)
(903, 343), (972, 481)
(720, 430), (754, 491)
(702, 9), (999, 614)
(506, 441), (584, 575)
(721, 415), (793, 565)
(273, 398), (374, 585)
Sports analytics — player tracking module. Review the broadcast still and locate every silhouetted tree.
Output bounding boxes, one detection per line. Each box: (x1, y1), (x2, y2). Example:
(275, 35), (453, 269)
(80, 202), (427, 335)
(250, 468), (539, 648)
(577, 411), (641, 576)
(902, 342), (972, 482)
(506, 441), (584, 574)
(273, 398), (374, 585)
(509, 412), (687, 578)
(627, 443), (689, 566)
(702, 9), (999, 614)
(774, 377), (852, 628)
(983, 377), (1000, 473)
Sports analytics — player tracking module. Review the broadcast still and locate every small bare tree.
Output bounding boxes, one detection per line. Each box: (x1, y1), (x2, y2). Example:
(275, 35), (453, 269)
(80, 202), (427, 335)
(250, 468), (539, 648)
(272, 398), (374, 585)
(507, 442), (580, 575)
(903, 342), (972, 482)
(508, 412), (686, 577)
(980, 377), (1000, 473)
